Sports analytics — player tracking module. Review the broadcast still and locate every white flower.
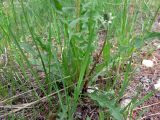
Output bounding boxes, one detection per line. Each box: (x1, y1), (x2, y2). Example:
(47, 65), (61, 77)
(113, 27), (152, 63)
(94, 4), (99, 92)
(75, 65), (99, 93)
(99, 16), (107, 24)
(108, 12), (115, 24)
(108, 13), (115, 20)
(108, 20), (112, 24)
(142, 59), (154, 68)
(100, 12), (115, 25)
(3, 2), (8, 7)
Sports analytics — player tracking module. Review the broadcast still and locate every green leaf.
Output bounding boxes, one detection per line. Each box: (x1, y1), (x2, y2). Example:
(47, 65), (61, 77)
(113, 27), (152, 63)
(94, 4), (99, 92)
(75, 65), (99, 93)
(69, 18), (81, 28)
(118, 62), (131, 99)
(89, 92), (124, 120)
(134, 37), (144, 49)
(51, 0), (62, 11)
(132, 92), (153, 109)
(103, 41), (111, 65)
(20, 42), (38, 56)
(134, 32), (160, 49)
(86, 116), (91, 120)
(99, 110), (105, 120)
(144, 32), (160, 40)
(36, 37), (48, 51)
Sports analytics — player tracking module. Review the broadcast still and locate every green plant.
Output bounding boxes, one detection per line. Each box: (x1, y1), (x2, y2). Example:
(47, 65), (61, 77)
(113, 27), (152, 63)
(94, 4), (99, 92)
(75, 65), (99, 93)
(0, 0), (160, 119)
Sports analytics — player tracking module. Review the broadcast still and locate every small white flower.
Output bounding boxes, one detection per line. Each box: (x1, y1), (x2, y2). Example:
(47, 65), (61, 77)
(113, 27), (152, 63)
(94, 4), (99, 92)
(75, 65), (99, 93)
(100, 12), (115, 26)
(108, 12), (115, 24)
(3, 2), (9, 8)
(108, 20), (112, 24)
(108, 12), (115, 20)
(142, 59), (154, 68)
(99, 16), (107, 24)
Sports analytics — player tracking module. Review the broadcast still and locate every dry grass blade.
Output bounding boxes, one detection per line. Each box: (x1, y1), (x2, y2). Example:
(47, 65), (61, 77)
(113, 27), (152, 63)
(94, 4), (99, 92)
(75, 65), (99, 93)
(0, 76), (70, 104)
(134, 101), (160, 111)
(83, 30), (108, 91)
(0, 88), (37, 104)
(140, 112), (160, 119)
(0, 104), (32, 109)
(0, 84), (74, 118)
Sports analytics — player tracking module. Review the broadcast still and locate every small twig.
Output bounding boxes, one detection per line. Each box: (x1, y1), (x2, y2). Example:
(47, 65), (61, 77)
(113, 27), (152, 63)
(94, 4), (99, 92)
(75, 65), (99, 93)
(0, 104), (32, 109)
(0, 88), (37, 105)
(4, 47), (8, 67)
(133, 101), (160, 111)
(90, 108), (97, 119)
(0, 84), (74, 118)
(0, 76), (70, 104)
(140, 112), (160, 120)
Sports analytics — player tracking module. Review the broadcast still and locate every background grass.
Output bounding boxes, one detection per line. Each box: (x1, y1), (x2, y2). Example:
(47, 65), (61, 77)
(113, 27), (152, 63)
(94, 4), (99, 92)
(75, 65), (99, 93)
(0, 0), (160, 119)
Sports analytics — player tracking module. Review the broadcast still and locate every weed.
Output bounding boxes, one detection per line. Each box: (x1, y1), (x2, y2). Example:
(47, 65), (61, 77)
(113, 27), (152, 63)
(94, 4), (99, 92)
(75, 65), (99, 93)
(0, 0), (160, 119)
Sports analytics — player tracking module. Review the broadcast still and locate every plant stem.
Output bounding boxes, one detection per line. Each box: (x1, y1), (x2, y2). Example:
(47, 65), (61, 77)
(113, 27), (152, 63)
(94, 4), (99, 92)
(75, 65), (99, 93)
(83, 29), (108, 91)
(76, 0), (81, 32)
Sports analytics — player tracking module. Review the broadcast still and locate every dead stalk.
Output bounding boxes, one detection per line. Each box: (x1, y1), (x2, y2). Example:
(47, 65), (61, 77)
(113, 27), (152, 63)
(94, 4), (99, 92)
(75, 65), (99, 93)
(83, 30), (108, 90)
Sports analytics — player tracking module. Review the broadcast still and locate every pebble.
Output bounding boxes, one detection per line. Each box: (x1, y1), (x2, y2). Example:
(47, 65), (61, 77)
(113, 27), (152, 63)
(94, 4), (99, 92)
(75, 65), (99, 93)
(87, 86), (98, 93)
(154, 79), (160, 91)
(120, 98), (132, 108)
(154, 83), (160, 91)
(142, 59), (154, 68)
